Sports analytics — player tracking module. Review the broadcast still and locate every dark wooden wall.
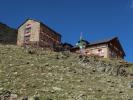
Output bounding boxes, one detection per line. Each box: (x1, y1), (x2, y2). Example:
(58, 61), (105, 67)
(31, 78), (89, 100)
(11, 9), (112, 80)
(108, 40), (124, 59)
(39, 25), (61, 49)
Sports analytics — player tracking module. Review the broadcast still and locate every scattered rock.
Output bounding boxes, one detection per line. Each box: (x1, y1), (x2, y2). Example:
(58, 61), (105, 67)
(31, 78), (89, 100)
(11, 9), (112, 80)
(0, 87), (4, 91)
(22, 96), (28, 100)
(44, 63), (49, 66)
(46, 98), (53, 100)
(119, 91), (123, 94)
(26, 62), (30, 64)
(10, 94), (17, 100)
(52, 87), (62, 91)
(128, 82), (133, 88)
(34, 96), (40, 100)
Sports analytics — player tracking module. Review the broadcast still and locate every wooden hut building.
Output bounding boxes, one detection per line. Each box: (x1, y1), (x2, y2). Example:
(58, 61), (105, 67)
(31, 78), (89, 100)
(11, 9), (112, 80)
(72, 37), (125, 59)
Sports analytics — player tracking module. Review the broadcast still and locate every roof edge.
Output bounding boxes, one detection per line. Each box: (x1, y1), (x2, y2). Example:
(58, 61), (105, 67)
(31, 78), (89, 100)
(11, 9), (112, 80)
(17, 18), (62, 37)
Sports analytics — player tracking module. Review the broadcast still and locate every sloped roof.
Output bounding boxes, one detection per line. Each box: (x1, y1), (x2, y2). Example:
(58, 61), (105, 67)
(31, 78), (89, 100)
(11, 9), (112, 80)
(78, 39), (90, 45)
(89, 37), (117, 45)
(63, 43), (73, 47)
(17, 18), (61, 37)
(89, 37), (125, 56)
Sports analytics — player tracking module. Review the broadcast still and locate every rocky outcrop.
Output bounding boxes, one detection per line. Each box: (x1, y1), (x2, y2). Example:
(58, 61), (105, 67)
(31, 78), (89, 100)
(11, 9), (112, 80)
(79, 55), (128, 76)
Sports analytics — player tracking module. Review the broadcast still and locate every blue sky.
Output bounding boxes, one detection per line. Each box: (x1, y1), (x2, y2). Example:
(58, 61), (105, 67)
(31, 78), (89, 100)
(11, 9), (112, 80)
(0, 0), (133, 62)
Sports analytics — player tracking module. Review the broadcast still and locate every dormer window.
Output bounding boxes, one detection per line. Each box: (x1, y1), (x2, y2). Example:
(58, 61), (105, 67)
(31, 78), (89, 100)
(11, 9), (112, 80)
(25, 27), (31, 33)
(98, 49), (104, 56)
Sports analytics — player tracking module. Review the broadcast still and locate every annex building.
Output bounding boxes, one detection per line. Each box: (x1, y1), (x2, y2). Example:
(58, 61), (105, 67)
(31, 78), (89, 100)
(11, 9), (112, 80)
(72, 37), (125, 59)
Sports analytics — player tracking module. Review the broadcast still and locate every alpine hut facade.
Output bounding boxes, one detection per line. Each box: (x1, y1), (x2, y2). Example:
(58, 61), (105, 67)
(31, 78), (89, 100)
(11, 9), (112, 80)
(17, 19), (61, 49)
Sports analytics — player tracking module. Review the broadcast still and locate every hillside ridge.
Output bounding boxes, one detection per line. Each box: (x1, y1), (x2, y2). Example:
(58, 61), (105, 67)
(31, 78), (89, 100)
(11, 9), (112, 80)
(0, 22), (17, 44)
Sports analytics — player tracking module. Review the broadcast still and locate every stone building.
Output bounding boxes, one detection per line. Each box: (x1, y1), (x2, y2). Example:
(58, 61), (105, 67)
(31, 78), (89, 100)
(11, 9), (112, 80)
(72, 37), (125, 59)
(17, 19), (61, 49)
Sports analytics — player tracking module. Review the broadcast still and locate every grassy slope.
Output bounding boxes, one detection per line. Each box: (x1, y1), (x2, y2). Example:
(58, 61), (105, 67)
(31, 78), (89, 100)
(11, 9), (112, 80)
(0, 44), (133, 100)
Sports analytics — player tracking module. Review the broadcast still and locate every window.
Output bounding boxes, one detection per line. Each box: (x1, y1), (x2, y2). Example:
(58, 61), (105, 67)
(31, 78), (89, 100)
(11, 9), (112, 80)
(25, 27), (31, 34)
(98, 49), (101, 51)
(24, 28), (31, 36)
(24, 24), (32, 36)
(24, 36), (30, 44)
(98, 49), (104, 56)
(26, 24), (32, 28)
(23, 24), (32, 45)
